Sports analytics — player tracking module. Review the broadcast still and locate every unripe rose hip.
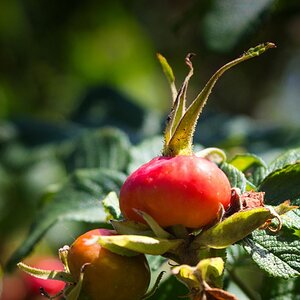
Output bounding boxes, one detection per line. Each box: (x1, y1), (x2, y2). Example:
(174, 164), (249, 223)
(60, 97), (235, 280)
(67, 229), (150, 300)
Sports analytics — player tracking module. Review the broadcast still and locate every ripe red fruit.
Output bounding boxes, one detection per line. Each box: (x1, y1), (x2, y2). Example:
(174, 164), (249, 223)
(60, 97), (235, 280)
(22, 256), (65, 297)
(120, 155), (231, 228)
(67, 228), (150, 300)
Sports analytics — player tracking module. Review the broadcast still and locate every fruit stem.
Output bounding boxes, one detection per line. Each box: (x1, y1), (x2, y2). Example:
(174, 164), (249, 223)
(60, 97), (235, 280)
(162, 43), (276, 157)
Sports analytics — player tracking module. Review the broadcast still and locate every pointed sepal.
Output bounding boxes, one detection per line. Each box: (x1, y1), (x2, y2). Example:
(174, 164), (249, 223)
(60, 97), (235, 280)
(193, 207), (279, 249)
(136, 210), (173, 239)
(163, 43), (276, 156)
(65, 264), (86, 300)
(111, 219), (154, 236)
(98, 235), (184, 256)
(142, 271), (165, 299)
(157, 53), (177, 101)
(17, 262), (74, 283)
(163, 53), (194, 147)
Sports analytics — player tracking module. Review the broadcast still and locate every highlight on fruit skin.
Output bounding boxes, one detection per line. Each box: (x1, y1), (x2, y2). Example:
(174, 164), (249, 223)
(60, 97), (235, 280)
(120, 155), (232, 229)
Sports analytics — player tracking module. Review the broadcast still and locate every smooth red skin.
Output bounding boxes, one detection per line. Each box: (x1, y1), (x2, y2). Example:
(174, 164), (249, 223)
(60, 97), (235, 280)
(120, 155), (231, 228)
(22, 257), (65, 296)
(67, 229), (150, 300)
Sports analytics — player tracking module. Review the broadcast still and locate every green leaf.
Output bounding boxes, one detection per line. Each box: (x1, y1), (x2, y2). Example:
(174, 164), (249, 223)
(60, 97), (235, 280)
(229, 153), (267, 172)
(244, 160), (300, 279)
(267, 148), (300, 174)
(281, 209), (300, 233)
(193, 207), (276, 249)
(253, 159), (300, 278)
(98, 235), (184, 256)
(7, 169), (126, 270)
(242, 196), (300, 278)
(243, 226), (300, 278)
(127, 136), (163, 174)
(220, 162), (247, 192)
(259, 163), (300, 205)
(61, 128), (131, 173)
(250, 165), (268, 188)
(102, 191), (122, 221)
(229, 153), (267, 186)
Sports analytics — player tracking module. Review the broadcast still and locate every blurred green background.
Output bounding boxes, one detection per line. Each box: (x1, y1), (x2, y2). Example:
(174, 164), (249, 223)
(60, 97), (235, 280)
(0, 0), (300, 299)
(1, 0), (300, 122)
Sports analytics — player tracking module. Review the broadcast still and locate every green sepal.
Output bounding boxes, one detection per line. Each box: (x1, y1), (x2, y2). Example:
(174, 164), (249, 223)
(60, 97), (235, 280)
(172, 264), (200, 290)
(137, 210), (173, 239)
(198, 257), (224, 288)
(142, 271), (165, 299)
(157, 53), (177, 101)
(102, 191), (122, 221)
(172, 257), (224, 290)
(163, 42), (275, 156)
(98, 235), (184, 256)
(195, 147), (227, 164)
(193, 207), (278, 249)
(17, 262), (74, 283)
(65, 266), (85, 300)
(163, 54), (194, 146)
(170, 224), (190, 239)
(59, 245), (71, 273)
(273, 200), (299, 216)
(111, 219), (154, 236)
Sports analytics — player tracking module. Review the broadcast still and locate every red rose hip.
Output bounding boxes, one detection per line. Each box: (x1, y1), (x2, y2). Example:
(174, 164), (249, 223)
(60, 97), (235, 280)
(120, 155), (231, 228)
